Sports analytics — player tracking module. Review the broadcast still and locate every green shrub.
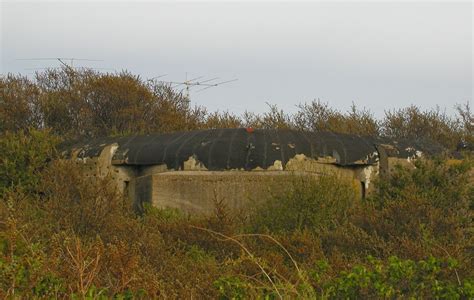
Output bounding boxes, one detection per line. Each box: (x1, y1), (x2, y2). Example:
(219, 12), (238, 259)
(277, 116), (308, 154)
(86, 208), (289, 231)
(249, 174), (357, 233)
(0, 199), (66, 298)
(321, 158), (473, 276)
(0, 129), (59, 196)
(213, 276), (248, 300)
(324, 256), (474, 299)
(373, 158), (473, 210)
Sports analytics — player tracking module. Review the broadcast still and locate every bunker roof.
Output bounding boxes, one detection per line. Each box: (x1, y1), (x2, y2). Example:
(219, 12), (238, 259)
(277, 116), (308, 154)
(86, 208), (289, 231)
(68, 128), (445, 171)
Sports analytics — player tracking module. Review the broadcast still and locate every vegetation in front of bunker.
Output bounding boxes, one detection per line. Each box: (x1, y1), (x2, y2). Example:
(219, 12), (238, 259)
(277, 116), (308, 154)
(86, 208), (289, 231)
(0, 130), (472, 298)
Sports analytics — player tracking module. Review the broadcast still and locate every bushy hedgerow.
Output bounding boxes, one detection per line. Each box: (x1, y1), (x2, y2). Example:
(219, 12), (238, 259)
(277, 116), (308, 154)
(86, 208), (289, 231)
(2, 68), (472, 149)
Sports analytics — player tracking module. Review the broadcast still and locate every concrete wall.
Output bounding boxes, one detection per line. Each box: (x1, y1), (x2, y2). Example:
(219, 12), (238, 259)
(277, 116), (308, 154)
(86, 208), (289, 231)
(69, 143), (393, 215)
(150, 171), (289, 215)
(136, 168), (368, 215)
(70, 144), (136, 196)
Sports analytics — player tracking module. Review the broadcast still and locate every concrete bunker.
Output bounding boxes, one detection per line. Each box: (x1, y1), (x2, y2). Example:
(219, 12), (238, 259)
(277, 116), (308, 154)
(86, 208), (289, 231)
(65, 128), (445, 215)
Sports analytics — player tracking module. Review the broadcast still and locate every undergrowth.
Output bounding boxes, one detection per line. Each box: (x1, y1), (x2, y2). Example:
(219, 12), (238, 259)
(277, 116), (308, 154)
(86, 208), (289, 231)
(0, 130), (472, 299)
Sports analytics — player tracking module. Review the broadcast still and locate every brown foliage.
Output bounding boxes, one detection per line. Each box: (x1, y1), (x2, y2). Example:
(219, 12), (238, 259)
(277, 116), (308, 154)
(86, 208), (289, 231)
(1, 68), (471, 150)
(0, 156), (472, 298)
(0, 75), (42, 132)
(294, 100), (380, 136)
(33, 69), (205, 137)
(382, 105), (463, 148)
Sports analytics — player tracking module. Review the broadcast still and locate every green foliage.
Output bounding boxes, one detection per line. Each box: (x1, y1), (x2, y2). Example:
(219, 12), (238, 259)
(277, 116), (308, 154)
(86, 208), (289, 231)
(249, 174), (357, 233)
(141, 203), (185, 222)
(0, 129), (59, 196)
(186, 245), (216, 263)
(324, 256), (473, 299)
(32, 275), (65, 298)
(214, 276), (249, 300)
(70, 286), (109, 300)
(373, 158), (473, 210)
(0, 241), (65, 298)
(321, 158), (473, 275)
(0, 203), (65, 298)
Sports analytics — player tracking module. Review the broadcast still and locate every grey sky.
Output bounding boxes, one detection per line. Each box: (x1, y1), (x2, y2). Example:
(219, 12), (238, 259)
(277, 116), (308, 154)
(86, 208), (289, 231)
(1, 1), (472, 117)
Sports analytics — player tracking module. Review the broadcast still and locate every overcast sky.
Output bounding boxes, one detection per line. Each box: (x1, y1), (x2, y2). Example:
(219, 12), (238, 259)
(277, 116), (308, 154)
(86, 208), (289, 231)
(1, 1), (472, 117)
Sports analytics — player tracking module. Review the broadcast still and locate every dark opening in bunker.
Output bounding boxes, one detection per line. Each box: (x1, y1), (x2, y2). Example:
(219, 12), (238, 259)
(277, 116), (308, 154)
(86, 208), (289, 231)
(360, 181), (366, 199)
(124, 180), (130, 197)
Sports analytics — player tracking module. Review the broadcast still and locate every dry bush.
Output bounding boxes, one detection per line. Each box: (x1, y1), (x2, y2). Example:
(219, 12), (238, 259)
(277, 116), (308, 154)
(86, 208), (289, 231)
(0, 75), (42, 132)
(2, 68), (471, 152)
(0, 159), (235, 298)
(147, 82), (207, 133)
(382, 105), (463, 148)
(294, 100), (380, 136)
(2, 68), (209, 138)
(455, 102), (474, 149)
(242, 103), (293, 129)
(203, 110), (243, 129)
(37, 162), (171, 293)
(53, 234), (103, 297)
(323, 159), (473, 276)
(1, 156), (472, 298)
(38, 160), (132, 238)
(38, 68), (207, 137)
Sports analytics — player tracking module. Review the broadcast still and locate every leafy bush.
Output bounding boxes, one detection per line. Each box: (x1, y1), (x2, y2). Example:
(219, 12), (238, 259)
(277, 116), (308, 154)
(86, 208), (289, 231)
(322, 158), (473, 276)
(374, 158), (473, 210)
(324, 256), (474, 299)
(249, 174), (357, 233)
(213, 276), (248, 300)
(0, 129), (59, 196)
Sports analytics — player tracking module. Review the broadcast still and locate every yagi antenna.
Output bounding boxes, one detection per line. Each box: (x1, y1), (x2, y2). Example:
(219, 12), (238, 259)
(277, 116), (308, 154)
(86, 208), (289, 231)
(17, 58), (102, 61)
(148, 74), (167, 81)
(195, 79), (238, 93)
(25, 67), (114, 71)
(17, 57), (104, 72)
(158, 74), (238, 97)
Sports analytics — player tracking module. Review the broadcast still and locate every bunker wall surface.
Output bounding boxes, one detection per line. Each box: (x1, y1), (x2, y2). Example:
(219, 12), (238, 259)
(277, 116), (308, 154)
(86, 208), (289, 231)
(70, 147), (373, 215)
(70, 132), (449, 215)
(152, 171), (290, 215)
(142, 168), (364, 215)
